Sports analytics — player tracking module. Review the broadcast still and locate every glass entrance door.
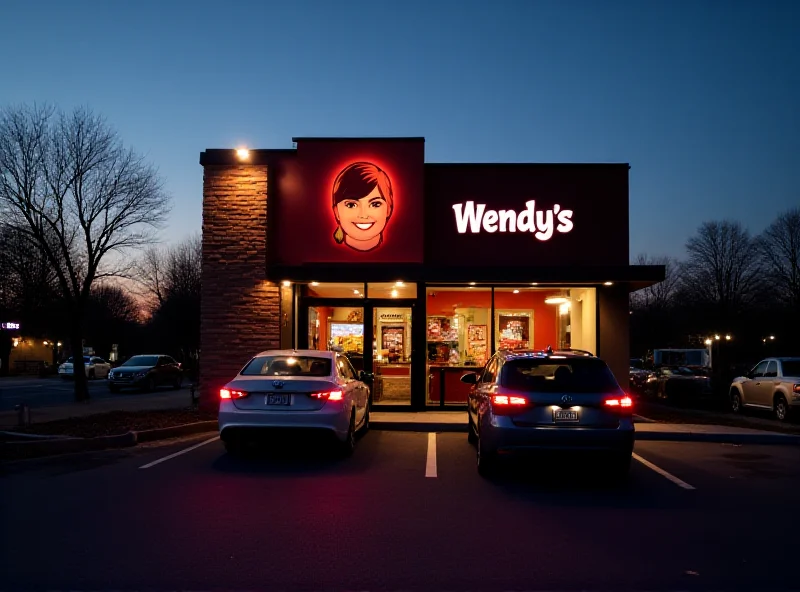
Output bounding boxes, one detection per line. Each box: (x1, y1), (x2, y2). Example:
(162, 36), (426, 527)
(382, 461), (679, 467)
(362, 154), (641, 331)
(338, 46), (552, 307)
(307, 306), (365, 372)
(372, 307), (412, 405)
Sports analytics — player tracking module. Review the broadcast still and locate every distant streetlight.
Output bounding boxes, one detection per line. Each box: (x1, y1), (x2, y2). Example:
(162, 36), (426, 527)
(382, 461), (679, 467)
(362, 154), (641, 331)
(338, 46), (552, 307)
(43, 340), (49, 346)
(769, 335), (775, 340)
(725, 335), (731, 341)
(704, 339), (712, 345)
(714, 334), (720, 340)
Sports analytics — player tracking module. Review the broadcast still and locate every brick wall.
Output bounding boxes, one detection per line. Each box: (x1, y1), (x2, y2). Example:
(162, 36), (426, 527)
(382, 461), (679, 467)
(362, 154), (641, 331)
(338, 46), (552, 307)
(200, 164), (280, 411)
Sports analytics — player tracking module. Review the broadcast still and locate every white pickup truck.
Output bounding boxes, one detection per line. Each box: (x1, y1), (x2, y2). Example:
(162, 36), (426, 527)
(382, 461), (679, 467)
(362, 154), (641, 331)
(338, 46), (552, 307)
(729, 357), (800, 421)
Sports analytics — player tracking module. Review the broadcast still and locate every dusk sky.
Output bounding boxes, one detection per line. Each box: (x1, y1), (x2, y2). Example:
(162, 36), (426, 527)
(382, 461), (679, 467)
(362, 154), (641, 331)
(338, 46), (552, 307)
(2, 0), (797, 260)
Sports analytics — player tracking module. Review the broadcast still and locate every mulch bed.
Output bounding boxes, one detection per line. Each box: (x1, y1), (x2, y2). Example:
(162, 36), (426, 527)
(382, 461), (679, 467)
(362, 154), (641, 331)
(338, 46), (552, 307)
(6, 408), (218, 439)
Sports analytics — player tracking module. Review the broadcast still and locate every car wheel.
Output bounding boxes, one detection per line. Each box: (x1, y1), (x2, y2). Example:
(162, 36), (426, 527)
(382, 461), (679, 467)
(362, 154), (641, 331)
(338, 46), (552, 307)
(775, 395), (789, 422)
(467, 415), (478, 445)
(476, 429), (497, 477)
(731, 391), (743, 414)
(109, 384), (120, 393)
(340, 412), (356, 457)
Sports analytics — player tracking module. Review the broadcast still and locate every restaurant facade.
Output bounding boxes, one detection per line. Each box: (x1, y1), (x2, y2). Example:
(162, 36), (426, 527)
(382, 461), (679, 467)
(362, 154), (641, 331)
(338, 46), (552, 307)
(198, 137), (664, 411)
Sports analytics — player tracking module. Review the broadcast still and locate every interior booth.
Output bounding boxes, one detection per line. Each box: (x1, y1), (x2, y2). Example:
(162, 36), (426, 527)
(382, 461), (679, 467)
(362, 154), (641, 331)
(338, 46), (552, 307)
(199, 137), (664, 411)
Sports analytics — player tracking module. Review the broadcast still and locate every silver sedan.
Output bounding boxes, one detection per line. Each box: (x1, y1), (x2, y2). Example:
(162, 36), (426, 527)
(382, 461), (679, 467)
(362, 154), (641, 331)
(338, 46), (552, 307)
(219, 350), (370, 455)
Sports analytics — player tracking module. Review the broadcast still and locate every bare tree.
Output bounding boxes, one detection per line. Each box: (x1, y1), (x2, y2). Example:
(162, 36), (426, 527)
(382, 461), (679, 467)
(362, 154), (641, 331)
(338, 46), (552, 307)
(0, 104), (169, 400)
(630, 253), (680, 311)
(135, 234), (200, 311)
(759, 207), (800, 310)
(682, 221), (760, 323)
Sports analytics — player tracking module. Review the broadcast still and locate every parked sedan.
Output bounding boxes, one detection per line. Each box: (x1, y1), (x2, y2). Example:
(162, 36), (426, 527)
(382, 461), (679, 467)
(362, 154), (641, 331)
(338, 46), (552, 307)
(464, 350), (634, 477)
(107, 354), (183, 392)
(729, 357), (800, 421)
(58, 356), (112, 380)
(218, 349), (370, 456)
(647, 366), (713, 404)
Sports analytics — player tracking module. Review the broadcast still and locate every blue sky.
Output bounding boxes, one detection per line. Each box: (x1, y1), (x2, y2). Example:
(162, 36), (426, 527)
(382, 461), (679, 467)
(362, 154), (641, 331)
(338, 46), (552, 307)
(1, 0), (797, 260)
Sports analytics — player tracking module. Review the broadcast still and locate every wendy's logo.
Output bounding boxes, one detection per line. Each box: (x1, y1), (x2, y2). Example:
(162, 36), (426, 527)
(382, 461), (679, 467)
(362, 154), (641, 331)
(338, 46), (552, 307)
(332, 161), (394, 252)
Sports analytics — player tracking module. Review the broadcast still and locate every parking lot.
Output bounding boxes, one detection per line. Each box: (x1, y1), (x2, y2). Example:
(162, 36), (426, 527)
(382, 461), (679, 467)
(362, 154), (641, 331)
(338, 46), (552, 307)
(2, 429), (799, 591)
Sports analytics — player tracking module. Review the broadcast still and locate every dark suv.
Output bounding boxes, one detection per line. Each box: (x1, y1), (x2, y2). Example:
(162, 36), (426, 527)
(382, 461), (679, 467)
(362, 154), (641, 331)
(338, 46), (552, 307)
(464, 349), (635, 477)
(108, 354), (183, 392)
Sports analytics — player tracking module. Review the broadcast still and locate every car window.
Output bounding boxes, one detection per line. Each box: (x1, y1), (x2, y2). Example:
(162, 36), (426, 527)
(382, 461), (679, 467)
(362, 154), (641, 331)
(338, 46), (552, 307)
(501, 357), (620, 394)
(752, 361), (769, 378)
(240, 355), (332, 377)
(122, 355), (159, 367)
(764, 361), (778, 378)
(336, 355), (356, 380)
(164, 356), (177, 365)
(481, 358), (497, 383)
(781, 361), (800, 377)
(343, 356), (359, 380)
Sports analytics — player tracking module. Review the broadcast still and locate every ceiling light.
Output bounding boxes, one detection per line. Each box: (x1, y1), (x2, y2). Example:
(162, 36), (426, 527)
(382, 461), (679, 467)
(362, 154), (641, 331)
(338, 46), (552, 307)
(236, 148), (250, 160)
(530, 282), (538, 286)
(544, 296), (569, 305)
(391, 289), (399, 298)
(513, 289), (520, 294)
(395, 281), (404, 287)
(353, 289), (360, 295)
(282, 280), (291, 287)
(310, 281), (319, 286)
(469, 282), (476, 286)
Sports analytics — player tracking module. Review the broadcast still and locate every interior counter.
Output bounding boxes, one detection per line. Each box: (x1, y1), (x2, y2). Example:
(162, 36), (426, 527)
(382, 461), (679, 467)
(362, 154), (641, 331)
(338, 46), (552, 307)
(427, 364), (481, 405)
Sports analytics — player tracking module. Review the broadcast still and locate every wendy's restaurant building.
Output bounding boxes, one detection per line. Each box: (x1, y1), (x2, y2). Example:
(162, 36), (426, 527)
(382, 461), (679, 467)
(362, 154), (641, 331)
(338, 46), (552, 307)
(199, 137), (664, 411)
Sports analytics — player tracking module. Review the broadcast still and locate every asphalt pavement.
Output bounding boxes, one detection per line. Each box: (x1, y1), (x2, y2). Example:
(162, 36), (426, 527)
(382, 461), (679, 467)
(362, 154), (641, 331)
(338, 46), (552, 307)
(0, 375), (190, 411)
(2, 429), (799, 591)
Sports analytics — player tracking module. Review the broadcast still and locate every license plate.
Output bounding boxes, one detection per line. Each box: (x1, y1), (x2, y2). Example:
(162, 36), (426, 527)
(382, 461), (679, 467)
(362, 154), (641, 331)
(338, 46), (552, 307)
(554, 409), (579, 422)
(266, 394), (290, 406)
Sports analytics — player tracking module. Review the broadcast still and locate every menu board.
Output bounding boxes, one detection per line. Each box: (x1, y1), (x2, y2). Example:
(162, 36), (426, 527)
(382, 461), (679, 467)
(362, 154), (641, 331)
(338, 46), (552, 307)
(330, 322), (364, 354)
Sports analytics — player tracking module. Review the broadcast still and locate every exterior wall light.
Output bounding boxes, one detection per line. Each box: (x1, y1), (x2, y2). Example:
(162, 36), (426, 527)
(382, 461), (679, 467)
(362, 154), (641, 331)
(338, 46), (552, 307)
(603, 281), (613, 286)
(282, 281), (291, 287)
(236, 148), (250, 160)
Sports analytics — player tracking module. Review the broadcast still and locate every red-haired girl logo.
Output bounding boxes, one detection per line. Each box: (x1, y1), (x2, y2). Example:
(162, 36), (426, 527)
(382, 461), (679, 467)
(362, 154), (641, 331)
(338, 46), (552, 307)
(332, 161), (394, 252)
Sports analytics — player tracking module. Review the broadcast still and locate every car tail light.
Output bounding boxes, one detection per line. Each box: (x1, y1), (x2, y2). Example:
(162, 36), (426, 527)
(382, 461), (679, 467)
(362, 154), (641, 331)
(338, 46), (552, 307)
(220, 388), (248, 399)
(605, 396), (633, 411)
(309, 390), (344, 401)
(491, 394), (529, 415)
(793, 384), (800, 394)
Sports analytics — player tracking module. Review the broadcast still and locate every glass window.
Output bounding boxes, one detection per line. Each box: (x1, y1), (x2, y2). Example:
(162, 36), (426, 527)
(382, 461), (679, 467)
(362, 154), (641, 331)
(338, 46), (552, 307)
(121, 355), (158, 367)
(367, 282), (417, 299)
(241, 355), (332, 377)
(764, 361), (778, 378)
(482, 358), (498, 383)
(426, 287), (491, 367)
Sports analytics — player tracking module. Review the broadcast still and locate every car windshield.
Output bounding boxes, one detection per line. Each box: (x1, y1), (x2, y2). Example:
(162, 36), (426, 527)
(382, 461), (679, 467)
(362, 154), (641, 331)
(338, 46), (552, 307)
(121, 355), (158, 367)
(501, 358), (620, 393)
(241, 355), (332, 377)
(65, 356), (91, 363)
(782, 361), (800, 377)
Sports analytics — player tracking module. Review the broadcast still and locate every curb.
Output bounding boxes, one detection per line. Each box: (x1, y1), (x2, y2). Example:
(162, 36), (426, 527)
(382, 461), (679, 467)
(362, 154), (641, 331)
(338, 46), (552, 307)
(133, 421), (218, 443)
(1, 421), (219, 460)
(634, 431), (800, 446)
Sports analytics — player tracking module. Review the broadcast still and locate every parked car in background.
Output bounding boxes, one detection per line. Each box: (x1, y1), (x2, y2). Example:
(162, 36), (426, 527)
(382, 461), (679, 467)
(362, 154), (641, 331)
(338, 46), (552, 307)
(218, 350), (370, 456)
(629, 366), (654, 393)
(645, 365), (714, 405)
(464, 349), (634, 478)
(107, 354), (183, 392)
(58, 356), (111, 380)
(729, 357), (800, 421)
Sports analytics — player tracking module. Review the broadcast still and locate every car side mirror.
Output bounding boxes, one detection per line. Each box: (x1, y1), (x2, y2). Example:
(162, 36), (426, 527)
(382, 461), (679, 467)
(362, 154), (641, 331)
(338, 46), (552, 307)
(460, 372), (478, 385)
(359, 370), (373, 383)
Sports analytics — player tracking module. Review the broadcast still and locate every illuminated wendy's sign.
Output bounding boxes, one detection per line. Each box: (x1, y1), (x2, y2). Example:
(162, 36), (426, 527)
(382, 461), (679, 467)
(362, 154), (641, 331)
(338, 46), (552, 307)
(451, 200), (574, 242)
(1, 322), (20, 330)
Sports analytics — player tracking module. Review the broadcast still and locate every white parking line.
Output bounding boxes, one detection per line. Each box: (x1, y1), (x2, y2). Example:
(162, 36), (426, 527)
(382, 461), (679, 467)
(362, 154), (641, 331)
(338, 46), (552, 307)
(632, 452), (695, 490)
(425, 433), (437, 478)
(139, 436), (220, 469)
